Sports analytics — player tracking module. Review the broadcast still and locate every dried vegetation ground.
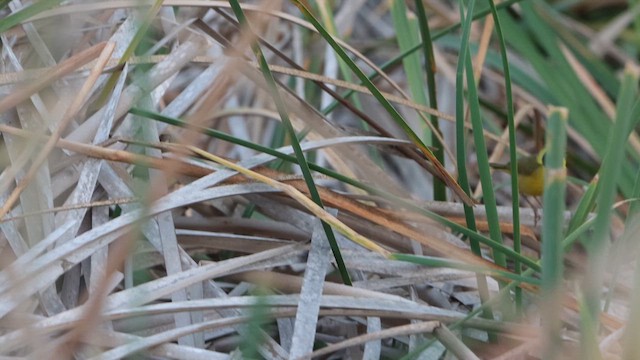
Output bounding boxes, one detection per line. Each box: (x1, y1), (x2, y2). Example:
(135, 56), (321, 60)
(0, 1), (639, 359)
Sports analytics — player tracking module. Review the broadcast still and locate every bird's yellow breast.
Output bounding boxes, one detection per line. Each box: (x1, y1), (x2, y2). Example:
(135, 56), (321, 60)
(518, 166), (544, 196)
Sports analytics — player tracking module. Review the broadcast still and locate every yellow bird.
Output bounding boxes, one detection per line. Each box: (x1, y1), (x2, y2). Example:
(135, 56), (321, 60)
(490, 151), (545, 196)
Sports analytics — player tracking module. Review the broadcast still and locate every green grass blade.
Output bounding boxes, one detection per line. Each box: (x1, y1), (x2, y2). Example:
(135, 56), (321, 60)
(0, 0), (63, 34)
(454, 0), (479, 240)
(390, 0), (429, 131)
(414, 0), (446, 202)
(486, 0), (522, 311)
(227, 0), (351, 285)
(541, 107), (569, 359)
(392, 0), (446, 202)
(581, 65), (639, 358)
(464, 52), (505, 267)
(454, 0), (499, 329)
(589, 62), (639, 259)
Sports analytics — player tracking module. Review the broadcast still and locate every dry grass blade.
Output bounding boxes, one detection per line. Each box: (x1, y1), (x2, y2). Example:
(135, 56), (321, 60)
(0, 245), (306, 351)
(0, 42), (115, 220)
(0, 125), (214, 180)
(0, 41), (108, 113)
(288, 215), (333, 358)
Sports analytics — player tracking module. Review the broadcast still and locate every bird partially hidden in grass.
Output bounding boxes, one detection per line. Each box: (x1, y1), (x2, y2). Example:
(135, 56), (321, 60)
(490, 150), (545, 196)
(490, 150), (546, 223)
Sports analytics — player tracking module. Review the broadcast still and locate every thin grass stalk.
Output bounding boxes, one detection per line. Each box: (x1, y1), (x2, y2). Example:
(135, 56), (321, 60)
(304, 321), (440, 360)
(414, 0), (446, 202)
(540, 107), (568, 359)
(390, 0), (445, 211)
(315, 3), (359, 108)
(453, 0), (500, 333)
(464, 51), (506, 267)
(581, 65), (639, 359)
(455, 0), (479, 248)
(227, 0), (352, 285)
(486, 0), (522, 312)
(390, 0), (430, 139)
(177, 145), (392, 257)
